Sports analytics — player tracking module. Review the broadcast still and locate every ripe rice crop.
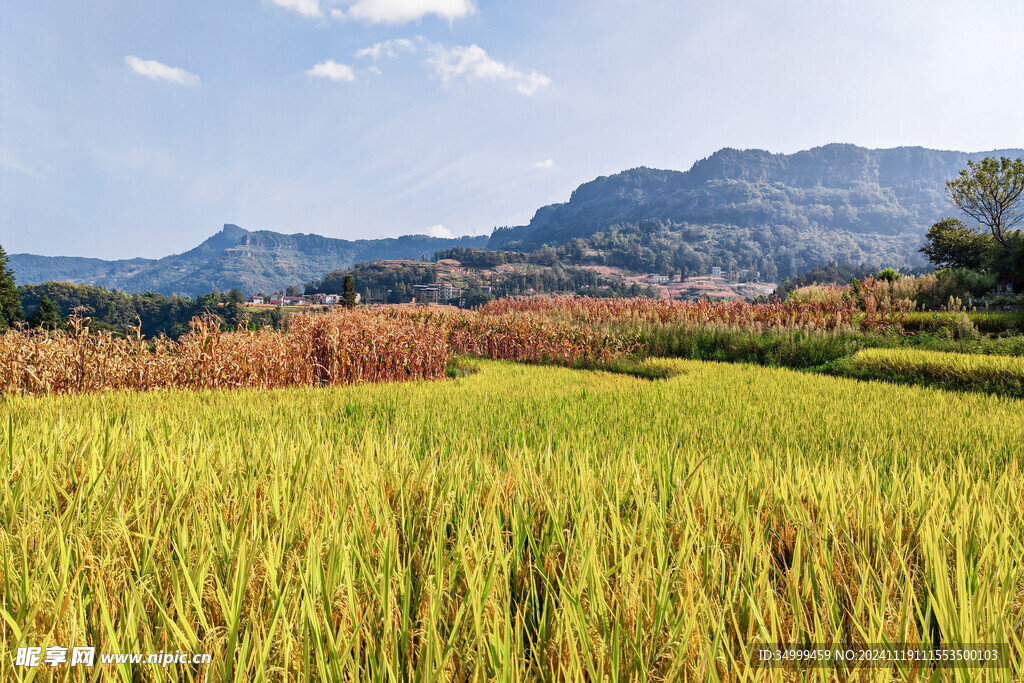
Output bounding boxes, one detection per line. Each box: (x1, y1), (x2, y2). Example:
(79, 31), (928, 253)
(2, 360), (1022, 680)
(842, 348), (1024, 397)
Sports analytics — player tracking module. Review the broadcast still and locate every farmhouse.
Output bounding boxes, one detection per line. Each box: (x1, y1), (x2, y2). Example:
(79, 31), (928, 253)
(268, 296), (310, 306)
(413, 283), (462, 303)
(313, 293), (340, 305)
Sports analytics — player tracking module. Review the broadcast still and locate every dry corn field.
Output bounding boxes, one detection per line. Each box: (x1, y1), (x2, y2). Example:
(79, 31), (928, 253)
(0, 296), (930, 398)
(480, 294), (906, 333)
(0, 309), (631, 396)
(1, 358), (1022, 681)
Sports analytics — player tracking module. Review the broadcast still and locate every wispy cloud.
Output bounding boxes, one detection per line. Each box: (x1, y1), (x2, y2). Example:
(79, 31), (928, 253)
(423, 224), (454, 238)
(351, 38), (550, 95)
(269, 0), (324, 19)
(341, 0), (474, 23)
(424, 44), (551, 96)
(534, 159), (555, 169)
(125, 56), (200, 86)
(307, 60), (356, 82)
(1, 149), (44, 180)
(354, 38), (417, 60)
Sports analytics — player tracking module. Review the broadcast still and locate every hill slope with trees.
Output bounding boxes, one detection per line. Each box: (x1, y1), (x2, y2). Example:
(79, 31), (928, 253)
(489, 144), (1024, 278)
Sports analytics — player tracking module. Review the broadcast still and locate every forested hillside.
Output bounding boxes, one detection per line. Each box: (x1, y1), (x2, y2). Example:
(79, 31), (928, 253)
(490, 144), (1024, 278)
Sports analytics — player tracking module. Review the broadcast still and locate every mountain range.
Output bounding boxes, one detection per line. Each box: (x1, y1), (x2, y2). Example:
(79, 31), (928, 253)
(10, 225), (487, 296)
(489, 144), (1024, 277)
(10, 144), (1024, 294)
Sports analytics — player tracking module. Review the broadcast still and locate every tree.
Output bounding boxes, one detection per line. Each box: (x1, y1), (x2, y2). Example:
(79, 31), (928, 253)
(920, 217), (994, 270)
(946, 157), (1024, 249)
(342, 275), (357, 308)
(220, 299), (243, 330)
(987, 232), (1024, 293)
(877, 268), (901, 282)
(461, 284), (494, 309)
(387, 282), (408, 304)
(29, 296), (62, 330)
(533, 246), (558, 267)
(0, 243), (24, 329)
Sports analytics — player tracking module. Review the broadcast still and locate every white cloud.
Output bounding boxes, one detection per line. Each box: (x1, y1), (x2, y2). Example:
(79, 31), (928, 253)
(343, 0), (474, 23)
(270, 0), (323, 18)
(534, 159), (555, 170)
(350, 38), (550, 96)
(307, 60), (356, 82)
(514, 72), (553, 96)
(423, 224), (454, 238)
(124, 56), (200, 86)
(1, 149), (43, 180)
(354, 38), (417, 60)
(425, 44), (551, 95)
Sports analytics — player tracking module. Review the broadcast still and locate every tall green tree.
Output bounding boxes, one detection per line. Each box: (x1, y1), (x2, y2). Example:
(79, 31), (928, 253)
(388, 282), (409, 304)
(29, 296), (62, 330)
(920, 217), (994, 270)
(342, 274), (357, 308)
(0, 243), (24, 329)
(946, 157), (1024, 249)
(944, 157), (1024, 290)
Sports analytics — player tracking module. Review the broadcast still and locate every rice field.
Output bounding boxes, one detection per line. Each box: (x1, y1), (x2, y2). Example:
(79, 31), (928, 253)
(841, 349), (1024, 398)
(2, 359), (1022, 681)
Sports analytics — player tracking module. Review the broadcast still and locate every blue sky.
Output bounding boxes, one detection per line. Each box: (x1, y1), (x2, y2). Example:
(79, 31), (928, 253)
(2, 0), (1024, 259)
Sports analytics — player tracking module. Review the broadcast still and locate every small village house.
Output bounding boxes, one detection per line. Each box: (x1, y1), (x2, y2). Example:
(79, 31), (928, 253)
(313, 293), (340, 305)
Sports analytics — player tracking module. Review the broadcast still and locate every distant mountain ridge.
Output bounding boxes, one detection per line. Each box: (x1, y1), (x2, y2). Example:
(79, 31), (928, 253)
(10, 225), (488, 296)
(11, 144), (1024, 293)
(489, 144), (1024, 274)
